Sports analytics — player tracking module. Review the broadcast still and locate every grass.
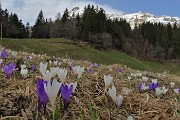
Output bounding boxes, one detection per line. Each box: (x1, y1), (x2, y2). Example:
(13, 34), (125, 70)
(2, 38), (180, 75)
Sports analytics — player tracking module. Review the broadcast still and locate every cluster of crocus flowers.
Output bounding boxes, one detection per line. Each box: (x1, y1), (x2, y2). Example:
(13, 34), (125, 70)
(72, 66), (84, 78)
(155, 87), (168, 96)
(36, 62), (78, 119)
(138, 83), (149, 91)
(2, 63), (15, 79)
(107, 85), (123, 107)
(103, 74), (123, 107)
(131, 72), (143, 77)
(36, 78), (76, 119)
(115, 68), (122, 73)
(149, 79), (158, 91)
(89, 62), (99, 67)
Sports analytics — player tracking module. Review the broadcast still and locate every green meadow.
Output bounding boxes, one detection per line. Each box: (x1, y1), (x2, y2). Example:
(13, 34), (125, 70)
(2, 38), (180, 76)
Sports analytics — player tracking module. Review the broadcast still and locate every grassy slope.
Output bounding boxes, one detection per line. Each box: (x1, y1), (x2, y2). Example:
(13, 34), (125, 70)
(2, 38), (180, 75)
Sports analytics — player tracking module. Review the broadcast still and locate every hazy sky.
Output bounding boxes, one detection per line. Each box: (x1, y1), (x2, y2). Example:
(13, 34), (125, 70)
(1, 0), (179, 25)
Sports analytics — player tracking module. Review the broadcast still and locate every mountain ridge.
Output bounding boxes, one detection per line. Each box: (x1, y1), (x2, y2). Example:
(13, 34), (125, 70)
(69, 7), (180, 29)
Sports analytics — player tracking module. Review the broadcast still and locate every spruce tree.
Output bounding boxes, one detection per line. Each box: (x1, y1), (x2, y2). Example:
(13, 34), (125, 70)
(32, 10), (46, 38)
(61, 8), (69, 24)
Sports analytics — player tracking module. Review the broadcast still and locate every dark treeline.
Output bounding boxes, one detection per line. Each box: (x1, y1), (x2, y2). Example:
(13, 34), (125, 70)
(1, 4), (180, 59)
(0, 5), (30, 38)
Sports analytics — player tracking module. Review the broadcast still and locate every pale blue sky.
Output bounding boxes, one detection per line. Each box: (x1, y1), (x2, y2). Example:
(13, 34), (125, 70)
(95, 0), (180, 17)
(1, 0), (179, 25)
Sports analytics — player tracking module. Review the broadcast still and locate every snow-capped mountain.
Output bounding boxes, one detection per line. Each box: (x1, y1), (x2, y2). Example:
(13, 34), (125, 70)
(69, 7), (180, 29)
(120, 11), (180, 29)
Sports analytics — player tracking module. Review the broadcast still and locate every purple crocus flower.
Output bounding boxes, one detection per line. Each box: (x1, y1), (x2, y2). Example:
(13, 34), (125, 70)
(89, 62), (99, 67)
(31, 65), (35, 70)
(1, 49), (7, 60)
(36, 78), (49, 114)
(68, 62), (72, 69)
(2, 63), (15, 79)
(87, 68), (93, 74)
(146, 72), (151, 77)
(149, 82), (158, 91)
(115, 68), (123, 73)
(61, 84), (73, 110)
(138, 83), (142, 90)
(26, 55), (30, 60)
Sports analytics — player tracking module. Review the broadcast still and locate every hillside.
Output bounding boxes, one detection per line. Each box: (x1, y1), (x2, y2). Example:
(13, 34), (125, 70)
(2, 38), (180, 76)
(0, 38), (180, 119)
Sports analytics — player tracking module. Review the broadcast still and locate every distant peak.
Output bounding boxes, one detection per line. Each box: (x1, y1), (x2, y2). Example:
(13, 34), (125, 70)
(68, 7), (180, 29)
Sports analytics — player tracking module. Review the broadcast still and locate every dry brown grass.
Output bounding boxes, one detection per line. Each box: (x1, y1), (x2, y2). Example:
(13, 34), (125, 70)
(0, 52), (180, 120)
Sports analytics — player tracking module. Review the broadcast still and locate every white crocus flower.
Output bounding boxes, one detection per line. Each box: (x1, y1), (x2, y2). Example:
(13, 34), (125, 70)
(29, 56), (32, 60)
(121, 87), (131, 95)
(152, 79), (157, 84)
(68, 81), (77, 92)
(108, 85), (117, 102)
(44, 79), (61, 120)
(131, 73), (136, 77)
(39, 62), (48, 76)
(137, 72), (142, 77)
(170, 82), (175, 88)
(12, 51), (17, 58)
(0, 59), (3, 65)
(127, 76), (131, 80)
(49, 60), (52, 65)
(21, 68), (28, 77)
(104, 75), (113, 91)
(57, 68), (67, 83)
(155, 87), (168, 96)
(43, 70), (52, 81)
(54, 61), (58, 66)
(58, 62), (61, 66)
(127, 116), (133, 120)
(50, 67), (59, 77)
(155, 87), (162, 96)
(116, 95), (123, 107)
(21, 64), (26, 69)
(141, 83), (149, 90)
(162, 87), (168, 94)
(142, 76), (148, 81)
(77, 67), (84, 78)
(72, 66), (84, 78)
